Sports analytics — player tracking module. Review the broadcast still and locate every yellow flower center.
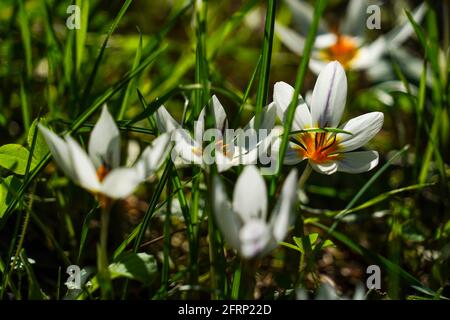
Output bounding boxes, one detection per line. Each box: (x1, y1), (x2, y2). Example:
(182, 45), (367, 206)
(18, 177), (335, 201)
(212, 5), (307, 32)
(290, 132), (341, 164)
(320, 35), (359, 68)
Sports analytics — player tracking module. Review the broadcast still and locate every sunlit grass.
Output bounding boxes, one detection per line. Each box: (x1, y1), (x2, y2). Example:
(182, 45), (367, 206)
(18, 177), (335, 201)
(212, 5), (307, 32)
(0, 0), (449, 300)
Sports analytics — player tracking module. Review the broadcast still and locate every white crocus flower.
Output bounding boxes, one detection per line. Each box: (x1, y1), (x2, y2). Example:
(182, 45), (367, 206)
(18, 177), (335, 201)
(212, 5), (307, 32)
(276, 0), (427, 75)
(274, 61), (384, 175)
(155, 95), (278, 172)
(213, 165), (298, 259)
(38, 105), (171, 201)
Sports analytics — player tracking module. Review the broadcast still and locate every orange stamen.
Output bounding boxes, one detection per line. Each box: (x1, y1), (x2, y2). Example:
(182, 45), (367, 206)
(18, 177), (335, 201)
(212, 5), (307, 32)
(291, 132), (340, 164)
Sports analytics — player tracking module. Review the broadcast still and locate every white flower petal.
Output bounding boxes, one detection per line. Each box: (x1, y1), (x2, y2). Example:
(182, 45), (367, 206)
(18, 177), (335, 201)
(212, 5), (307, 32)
(314, 33), (337, 49)
(275, 23), (305, 55)
(310, 160), (338, 175)
(270, 169), (298, 242)
(232, 165), (267, 222)
(284, 143), (305, 165)
(245, 102), (277, 131)
(38, 125), (76, 181)
(100, 167), (142, 199)
(215, 151), (234, 173)
(213, 175), (241, 251)
(66, 136), (100, 192)
(211, 95), (228, 131)
(341, 0), (369, 37)
(309, 57), (328, 75)
(154, 105), (180, 133)
(284, 0), (328, 35)
(172, 129), (203, 165)
(270, 138), (304, 165)
(351, 37), (386, 70)
(125, 140), (141, 167)
(194, 107), (206, 144)
(273, 82), (311, 130)
(136, 133), (171, 179)
(337, 151), (379, 173)
(239, 220), (271, 259)
(337, 112), (384, 152)
(88, 105), (121, 169)
(311, 61), (347, 127)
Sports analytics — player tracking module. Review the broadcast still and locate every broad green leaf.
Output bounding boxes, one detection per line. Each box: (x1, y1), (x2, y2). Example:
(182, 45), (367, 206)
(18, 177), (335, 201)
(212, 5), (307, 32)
(0, 144), (37, 175)
(0, 176), (21, 218)
(109, 252), (158, 285)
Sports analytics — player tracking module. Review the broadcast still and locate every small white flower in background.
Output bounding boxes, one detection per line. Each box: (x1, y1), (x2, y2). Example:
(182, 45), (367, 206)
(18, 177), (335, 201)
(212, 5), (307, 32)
(276, 0), (427, 75)
(274, 61), (384, 175)
(213, 165), (298, 259)
(155, 95), (278, 172)
(39, 105), (171, 202)
(10, 256), (35, 271)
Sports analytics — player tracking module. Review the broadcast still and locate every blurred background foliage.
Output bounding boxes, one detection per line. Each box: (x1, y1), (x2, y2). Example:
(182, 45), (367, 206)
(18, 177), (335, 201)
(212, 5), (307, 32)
(0, 0), (449, 299)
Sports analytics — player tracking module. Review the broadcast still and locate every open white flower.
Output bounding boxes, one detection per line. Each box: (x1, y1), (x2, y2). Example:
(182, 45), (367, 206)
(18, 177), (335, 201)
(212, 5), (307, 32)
(276, 0), (427, 74)
(274, 61), (384, 175)
(213, 165), (298, 259)
(39, 105), (171, 200)
(155, 95), (278, 172)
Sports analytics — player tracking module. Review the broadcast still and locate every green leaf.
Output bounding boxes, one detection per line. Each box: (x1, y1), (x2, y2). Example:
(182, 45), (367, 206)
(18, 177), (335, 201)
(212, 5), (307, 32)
(27, 118), (49, 163)
(322, 239), (335, 249)
(75, 0), (89, 73)
(254, 0), (276, 129)
(109, 252), (158, 285)
(118, 31), (142, 120)
(291, 234), (320, 254)
(0, 176), (21, 218)
(279, 241), (302, 252)
(0, 144), (37, 175)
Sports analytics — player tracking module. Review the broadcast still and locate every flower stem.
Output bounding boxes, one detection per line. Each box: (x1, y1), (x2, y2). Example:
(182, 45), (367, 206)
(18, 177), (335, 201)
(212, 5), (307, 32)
(298, 163), (312, 191)
(98, 203), (112, 299)
(295, 164), (313, 289)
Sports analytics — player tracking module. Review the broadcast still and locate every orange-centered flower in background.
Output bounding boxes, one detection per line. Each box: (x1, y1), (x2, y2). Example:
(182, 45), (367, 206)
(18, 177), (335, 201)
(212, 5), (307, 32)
(274, 61), (384, 175)
(319, 34), (359, 69)
(276, 0), (427, 75)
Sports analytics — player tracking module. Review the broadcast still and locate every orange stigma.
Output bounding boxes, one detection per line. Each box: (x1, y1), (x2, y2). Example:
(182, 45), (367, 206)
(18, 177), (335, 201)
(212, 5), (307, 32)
(320, 35), (359, 68)
(290, 132), (340, 164)
(96, 164), (110, 182)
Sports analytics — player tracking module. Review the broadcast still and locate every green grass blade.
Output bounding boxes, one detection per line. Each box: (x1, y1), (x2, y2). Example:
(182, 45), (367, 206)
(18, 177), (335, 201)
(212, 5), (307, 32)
(254, 0), (276, 129)
(81, 0), (134, 105)
(18, 0), (32, 78)
(118, 31), (142, 120)
(75, 0), (89, 73)
(19, 75), (31, 132)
